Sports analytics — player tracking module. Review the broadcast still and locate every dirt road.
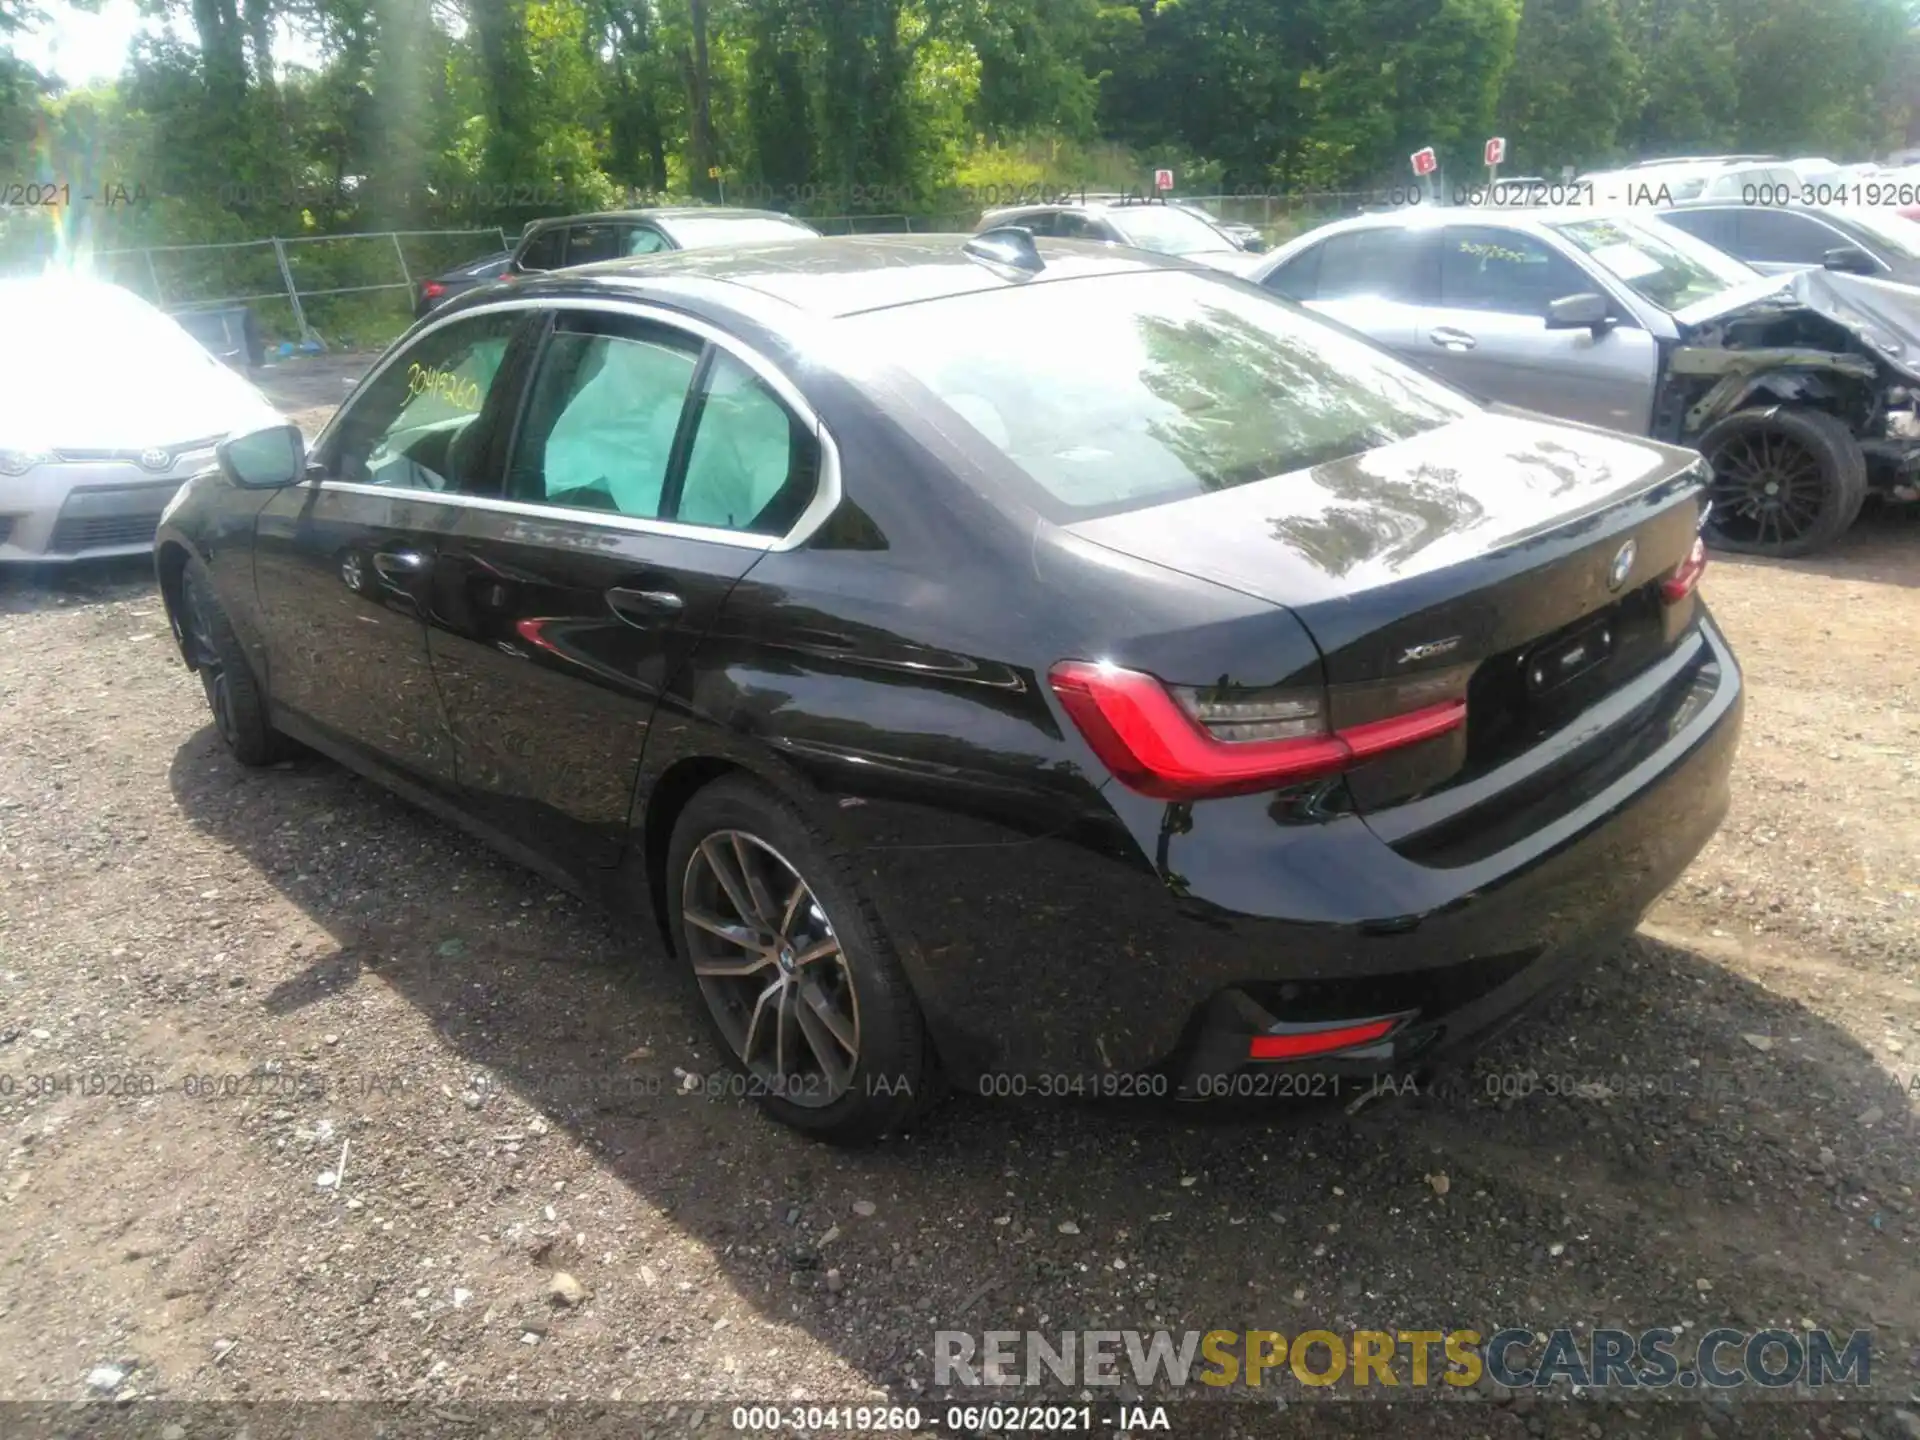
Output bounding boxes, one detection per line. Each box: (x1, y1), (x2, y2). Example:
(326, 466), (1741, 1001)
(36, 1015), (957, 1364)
(0, 372), (1915, 1437)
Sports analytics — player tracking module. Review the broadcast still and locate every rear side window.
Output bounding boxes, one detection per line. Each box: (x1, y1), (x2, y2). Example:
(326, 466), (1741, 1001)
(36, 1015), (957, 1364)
(1261, 246), (1319, 300)
(842, 269), (1477, 520)
(1438, 226), (1590, 314)
(1002, 211), (1056, 237)
(564, 223), (627, 267)
(1733, 209), (1846, 265)
(1660, 208), (1739, 250)
(1053, 212), (1111, 241)
(507, 314), (819, 534)
(676, 352), (819, 535)
(1311, 228), (1429, 301)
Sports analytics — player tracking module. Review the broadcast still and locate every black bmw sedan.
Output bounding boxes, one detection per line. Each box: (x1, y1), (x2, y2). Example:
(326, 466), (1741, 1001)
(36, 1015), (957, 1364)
(154, 231), (1742, 1144)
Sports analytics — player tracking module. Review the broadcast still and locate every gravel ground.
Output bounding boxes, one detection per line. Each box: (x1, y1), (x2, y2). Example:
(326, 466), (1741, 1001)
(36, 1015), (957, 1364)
(0, 370), (1916, 1438)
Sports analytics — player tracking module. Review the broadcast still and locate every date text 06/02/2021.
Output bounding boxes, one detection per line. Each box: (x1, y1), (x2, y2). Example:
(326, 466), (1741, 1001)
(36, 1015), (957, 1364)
(729, 1404), (1173, 1433)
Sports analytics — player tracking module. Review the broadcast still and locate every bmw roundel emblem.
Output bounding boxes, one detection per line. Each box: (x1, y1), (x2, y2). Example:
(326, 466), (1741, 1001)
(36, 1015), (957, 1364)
(138, 447), (172, 472)
(1608, 539), (1637, 591)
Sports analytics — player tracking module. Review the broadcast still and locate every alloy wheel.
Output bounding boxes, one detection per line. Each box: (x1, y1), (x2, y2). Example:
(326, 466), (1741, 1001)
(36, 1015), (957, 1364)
(185, 579), (236, 746)
(679, 830), (860, 1108)
(1707, 429), (1826, 551)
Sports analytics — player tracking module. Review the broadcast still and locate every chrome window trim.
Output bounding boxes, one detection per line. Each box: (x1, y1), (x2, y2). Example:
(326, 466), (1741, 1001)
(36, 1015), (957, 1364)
(311, 294), (843, 553)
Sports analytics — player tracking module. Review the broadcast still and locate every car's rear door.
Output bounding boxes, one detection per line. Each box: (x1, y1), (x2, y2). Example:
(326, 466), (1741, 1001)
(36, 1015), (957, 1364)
(251, 308), (530, 793)
(1418, 223), (1659, 432)
(421, 302), (829, 872)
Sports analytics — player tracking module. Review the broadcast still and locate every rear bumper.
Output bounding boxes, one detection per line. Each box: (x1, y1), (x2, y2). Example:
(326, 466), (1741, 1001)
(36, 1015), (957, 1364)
(859, 614), (1742, 1091)
(0, 456), (216, 562)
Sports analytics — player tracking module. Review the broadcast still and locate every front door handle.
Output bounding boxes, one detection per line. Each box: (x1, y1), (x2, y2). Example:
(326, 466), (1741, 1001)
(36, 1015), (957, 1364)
(606, 585), (685, 626)
(373, 547), (430, 583)
(1428, 326), (1478, 351)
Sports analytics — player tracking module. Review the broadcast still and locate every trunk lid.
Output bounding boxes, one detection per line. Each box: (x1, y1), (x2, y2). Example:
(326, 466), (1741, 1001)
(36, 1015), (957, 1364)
(1069, 409), (1710, 817)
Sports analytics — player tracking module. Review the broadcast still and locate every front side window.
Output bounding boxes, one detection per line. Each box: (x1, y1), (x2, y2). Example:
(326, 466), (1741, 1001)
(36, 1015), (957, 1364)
(1438, 226), (1589, 314)
(518, 227), (564, 272)
(508, 317), (702, 516)
(325, 312), (519, 493)
(842, 269), (1478, 520)
(626, 226), (671, 256)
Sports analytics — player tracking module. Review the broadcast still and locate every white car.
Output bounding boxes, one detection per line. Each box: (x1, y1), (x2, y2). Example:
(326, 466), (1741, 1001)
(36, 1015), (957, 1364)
(0, 275), (284, 563)
(1580, 156), (1801, 207)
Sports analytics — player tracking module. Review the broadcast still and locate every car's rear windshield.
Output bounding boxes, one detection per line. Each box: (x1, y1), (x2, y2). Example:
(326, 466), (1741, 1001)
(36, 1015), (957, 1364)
(665, 215), (820, 248)
(840, 270), (1479, 519)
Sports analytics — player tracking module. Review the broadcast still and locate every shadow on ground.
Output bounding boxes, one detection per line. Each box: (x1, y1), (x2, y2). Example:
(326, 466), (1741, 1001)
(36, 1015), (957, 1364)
(1729, 500), (1920, 590)
(0, 554), (157, 615)
(165, 727), (1919, 1435)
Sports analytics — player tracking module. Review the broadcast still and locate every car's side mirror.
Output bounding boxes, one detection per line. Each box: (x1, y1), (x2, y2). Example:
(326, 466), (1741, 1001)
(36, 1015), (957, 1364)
(1242, 235), (1270, 253)
(1823, 246), (1876, 275)
(1545, 291), (1614, 333)
(217, 423), (306, 489)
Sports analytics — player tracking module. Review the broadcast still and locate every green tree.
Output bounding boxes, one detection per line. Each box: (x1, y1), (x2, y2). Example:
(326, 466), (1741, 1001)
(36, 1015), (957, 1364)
(1497, 0), (1637, 170)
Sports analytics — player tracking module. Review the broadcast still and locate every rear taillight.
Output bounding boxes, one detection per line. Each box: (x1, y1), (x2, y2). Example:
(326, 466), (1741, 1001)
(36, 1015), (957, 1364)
(1660, 536), (1707, 603)
(1047, 660), (1466, 801)
(421, 281), (445, 299)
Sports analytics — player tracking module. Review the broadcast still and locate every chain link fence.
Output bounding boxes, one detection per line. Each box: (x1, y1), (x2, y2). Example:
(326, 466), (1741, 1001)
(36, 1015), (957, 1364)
(89, 227), (510, 352)
(52, 192), (1373, 357)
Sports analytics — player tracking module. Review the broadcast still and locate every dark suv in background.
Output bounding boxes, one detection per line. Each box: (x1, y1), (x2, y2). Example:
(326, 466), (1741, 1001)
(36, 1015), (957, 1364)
(506, 207), (821, 277)
(975, 196), (1264, 273)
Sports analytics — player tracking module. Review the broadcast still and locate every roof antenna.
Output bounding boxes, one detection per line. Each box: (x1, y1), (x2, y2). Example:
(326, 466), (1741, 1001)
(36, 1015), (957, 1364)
(963, 227), (1045, 274)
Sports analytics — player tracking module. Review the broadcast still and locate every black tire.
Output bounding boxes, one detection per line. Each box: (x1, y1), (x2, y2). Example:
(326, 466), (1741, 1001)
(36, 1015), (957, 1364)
(182, 559), (294, 767)
(664, 776), (940, 1144)
(1697, 406), (1867, 558)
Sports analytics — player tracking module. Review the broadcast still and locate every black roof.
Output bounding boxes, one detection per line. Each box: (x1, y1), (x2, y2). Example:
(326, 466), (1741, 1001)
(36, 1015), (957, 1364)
(522, 206), (809, 230)
(496, 233), (1183, 318)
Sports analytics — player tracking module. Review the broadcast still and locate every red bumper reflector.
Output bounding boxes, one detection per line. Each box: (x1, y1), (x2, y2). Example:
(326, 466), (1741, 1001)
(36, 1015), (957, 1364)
(422, 281), (445, 298)
(1660, 536), (1707, 603)
(1248, 1018), (1399, 1061)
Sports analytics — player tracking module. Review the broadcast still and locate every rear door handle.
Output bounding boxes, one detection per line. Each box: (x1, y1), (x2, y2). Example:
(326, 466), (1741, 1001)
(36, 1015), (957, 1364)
(1428, 327), (1477, 350)
(606, 585), (685, 625)
(372, 546), (430, 583)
